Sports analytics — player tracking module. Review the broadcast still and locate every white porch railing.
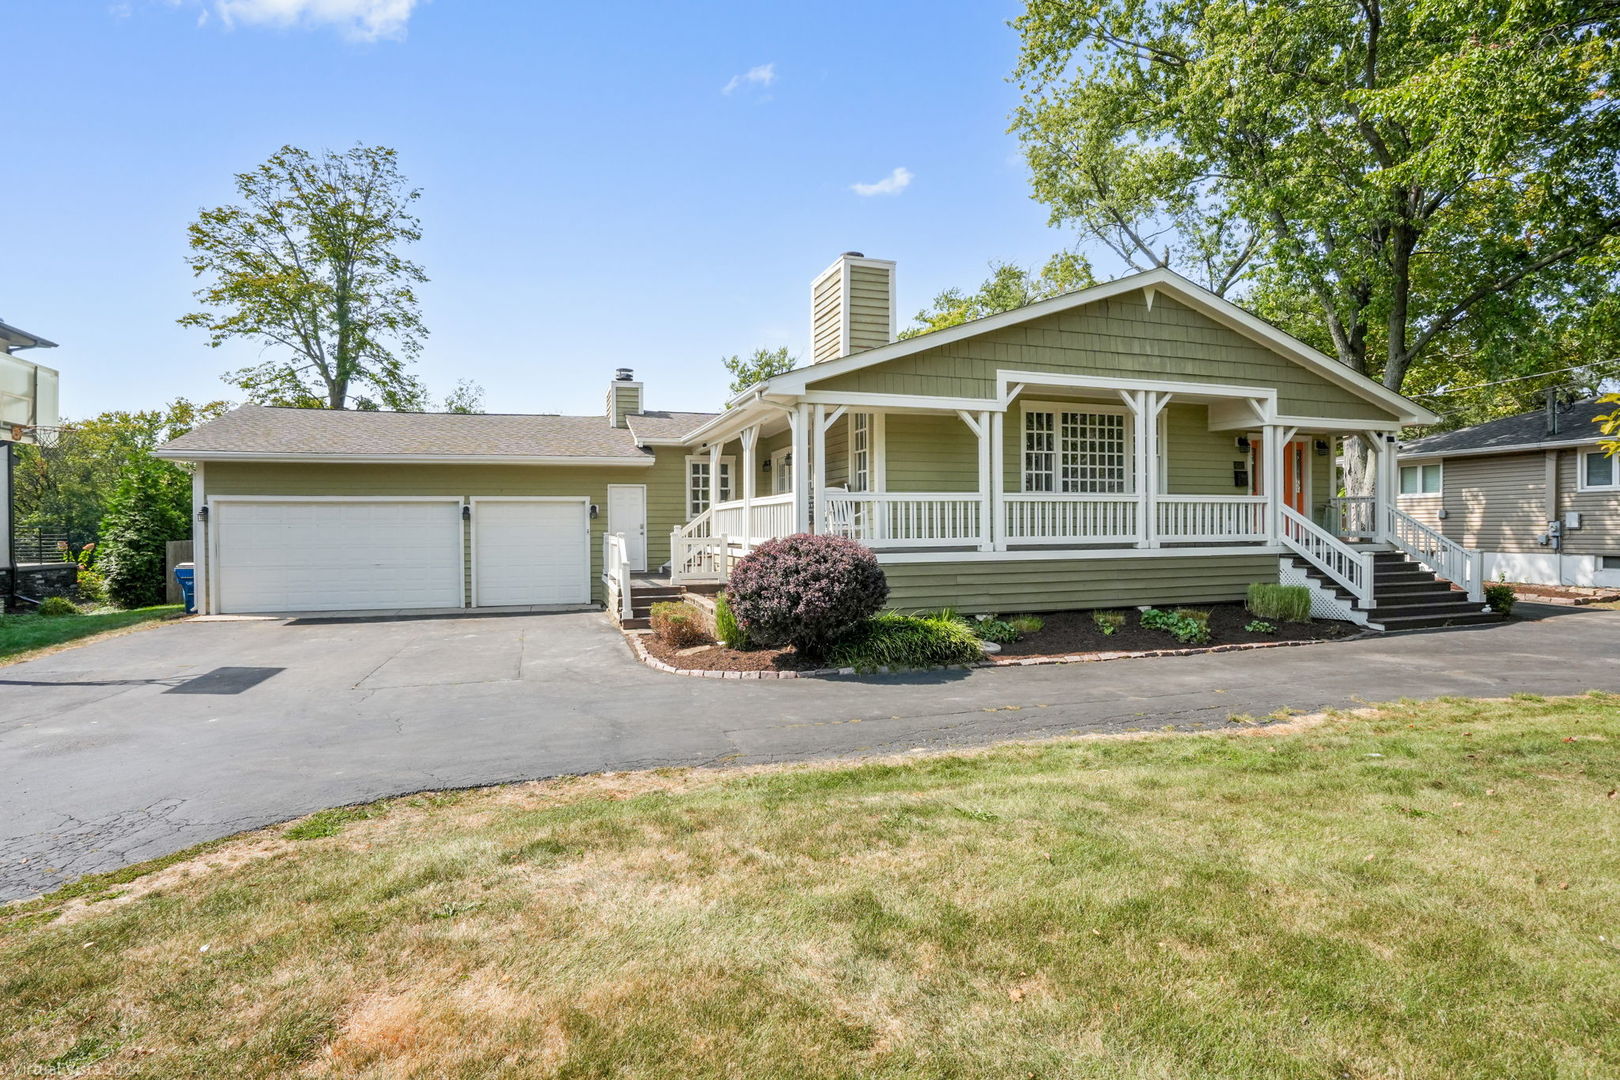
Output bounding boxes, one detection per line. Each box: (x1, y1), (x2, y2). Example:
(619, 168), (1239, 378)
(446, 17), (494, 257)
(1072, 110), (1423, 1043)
(1156, 495), (1268, 543)
(670, 510), (728, 584)
(1279, 504), (1375, 608)
(1003, 494), (1137, 544)
(1389, 507), (1486, 604)
(823, 492), (983, 548)
(710, 492), (794, 546)
(602, 532), (633, 620)
(1329, 496), (1378, 538)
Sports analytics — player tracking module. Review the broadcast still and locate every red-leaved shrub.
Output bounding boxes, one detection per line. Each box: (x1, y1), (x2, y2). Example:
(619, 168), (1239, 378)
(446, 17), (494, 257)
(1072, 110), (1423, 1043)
(726, 534), (888, 659)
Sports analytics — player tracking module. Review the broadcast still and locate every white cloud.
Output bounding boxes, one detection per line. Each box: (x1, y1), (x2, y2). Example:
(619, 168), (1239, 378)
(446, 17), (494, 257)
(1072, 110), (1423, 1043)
(850, 166), (914, 197)
(212, 0), (419, 41)
(722, 62), (776, 95)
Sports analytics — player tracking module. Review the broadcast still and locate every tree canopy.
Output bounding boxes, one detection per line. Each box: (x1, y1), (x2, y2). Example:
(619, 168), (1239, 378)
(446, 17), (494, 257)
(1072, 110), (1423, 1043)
(722, 346), (797, 399)
(181, 144), (430, 411)
(901, 253), (1095, 338)
(1011, 0), (1620, 407)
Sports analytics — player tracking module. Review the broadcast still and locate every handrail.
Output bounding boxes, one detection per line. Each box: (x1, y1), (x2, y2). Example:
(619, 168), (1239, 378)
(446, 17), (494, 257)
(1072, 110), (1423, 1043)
(673, 507), (713, 540)
(602, 532), (633, 620)
(1328, 495), (1377, 539)
(1388, 507), (1485, 604)
(1279, 504), (1375, 608)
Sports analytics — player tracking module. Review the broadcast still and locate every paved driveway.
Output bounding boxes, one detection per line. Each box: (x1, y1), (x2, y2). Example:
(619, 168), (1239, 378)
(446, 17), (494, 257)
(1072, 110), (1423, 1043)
(4, 605), (1617, 902)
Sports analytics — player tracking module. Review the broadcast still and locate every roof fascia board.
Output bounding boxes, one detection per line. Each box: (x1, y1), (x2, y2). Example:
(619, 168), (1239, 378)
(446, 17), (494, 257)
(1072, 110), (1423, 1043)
(154, 451), (657, 466)
(1399, 437), (1605, 460)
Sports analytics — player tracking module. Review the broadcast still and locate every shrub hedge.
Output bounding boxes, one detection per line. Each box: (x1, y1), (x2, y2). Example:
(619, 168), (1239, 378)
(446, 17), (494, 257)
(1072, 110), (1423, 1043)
(726, 534), (888, 660)
(821, 612), (984, 672)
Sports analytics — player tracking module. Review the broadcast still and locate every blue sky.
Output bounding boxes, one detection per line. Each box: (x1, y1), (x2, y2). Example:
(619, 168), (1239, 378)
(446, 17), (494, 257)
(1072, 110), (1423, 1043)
(6, 0), (1087, 420)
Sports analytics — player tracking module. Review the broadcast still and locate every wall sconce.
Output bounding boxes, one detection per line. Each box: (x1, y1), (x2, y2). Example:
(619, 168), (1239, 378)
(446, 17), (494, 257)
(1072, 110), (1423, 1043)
(198, 505), (209, 521)
(589, 504), (599, 518)
(1235, 436), (1251, 453)
(1314, 439), (1330, 456)
(1233, 462), (1249, 488)
(761, 459), (771, 472)
(461, 505), (471, 521)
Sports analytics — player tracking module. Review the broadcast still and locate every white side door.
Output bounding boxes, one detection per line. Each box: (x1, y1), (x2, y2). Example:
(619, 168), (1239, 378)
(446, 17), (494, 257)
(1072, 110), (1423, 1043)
(606, 485), (647, 571)
(473, 498), (590, 607)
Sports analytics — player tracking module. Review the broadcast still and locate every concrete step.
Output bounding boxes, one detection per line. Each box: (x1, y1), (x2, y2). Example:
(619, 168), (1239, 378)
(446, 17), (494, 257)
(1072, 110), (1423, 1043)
(621, 617), (651, 630)
(1370, 611), (1501, 631)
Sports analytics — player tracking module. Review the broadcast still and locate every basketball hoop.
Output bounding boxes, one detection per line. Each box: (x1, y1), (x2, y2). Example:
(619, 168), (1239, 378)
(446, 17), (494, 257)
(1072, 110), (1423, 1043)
(7, 424), (65, 448)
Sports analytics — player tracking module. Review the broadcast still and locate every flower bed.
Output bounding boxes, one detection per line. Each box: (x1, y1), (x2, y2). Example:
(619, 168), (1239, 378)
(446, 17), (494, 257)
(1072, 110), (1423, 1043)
(996, 603), (1356, 658)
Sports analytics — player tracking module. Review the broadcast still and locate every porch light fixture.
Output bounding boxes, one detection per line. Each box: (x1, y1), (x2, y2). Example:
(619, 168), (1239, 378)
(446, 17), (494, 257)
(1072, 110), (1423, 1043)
(198, 505), (209, 520)
(761, 458), (770, 472)
(1315, 439), (1330, 456)
(462, 505), (471, 521)
(589, 504), (599, 518)
(1235, 436), (1251, 453)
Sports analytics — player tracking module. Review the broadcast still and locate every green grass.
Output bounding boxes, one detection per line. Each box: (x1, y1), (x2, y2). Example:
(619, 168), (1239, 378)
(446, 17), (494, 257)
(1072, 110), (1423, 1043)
(0, 605), (182, 663)
(3, 695), (1618, 1078)
(1247, 582), (1313, 622)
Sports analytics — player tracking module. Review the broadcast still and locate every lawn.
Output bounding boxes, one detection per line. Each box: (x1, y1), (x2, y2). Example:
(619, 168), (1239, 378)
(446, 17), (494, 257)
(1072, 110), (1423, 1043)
(0, 605), (182, 663)
(3, 696), (1617, 1078)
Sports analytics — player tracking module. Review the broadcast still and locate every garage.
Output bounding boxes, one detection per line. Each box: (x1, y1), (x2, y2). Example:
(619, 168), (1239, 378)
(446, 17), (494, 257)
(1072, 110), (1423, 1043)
(211, 498), (464, 614)
(472, 498), (591, 607)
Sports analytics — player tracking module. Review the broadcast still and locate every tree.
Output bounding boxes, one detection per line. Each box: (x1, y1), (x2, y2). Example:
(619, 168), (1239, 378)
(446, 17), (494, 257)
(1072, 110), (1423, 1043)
(723, 346), (797, 398)
(441, 379), (486, 414)
(181, 144), (430, 410)
(901, 253), (1095, 337)
(1011, 1), (1620, 398)
(12, 399), (230, 549)
(96, 454), (193, 609)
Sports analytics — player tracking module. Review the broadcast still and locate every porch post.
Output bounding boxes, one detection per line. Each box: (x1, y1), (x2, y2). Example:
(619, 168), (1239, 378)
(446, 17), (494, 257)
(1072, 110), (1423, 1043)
(1141, 392), (1167, 549)
(790, 402), (811, 534)
(812, 404), (828, 535)
(1123, 391), (1150, 548)
(1263, 424), (1284, 542)
(1364, 430), (1395, 542)
(976, 410), (992, 551)
(739, 423), (759, 547)
(989, 410), (1006, 551)
(707, 442), (722, 518)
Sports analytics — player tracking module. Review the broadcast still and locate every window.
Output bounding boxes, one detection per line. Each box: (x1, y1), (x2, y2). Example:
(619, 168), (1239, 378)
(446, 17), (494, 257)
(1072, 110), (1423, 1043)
(1601, 555), (1620, 571)
(1022, 405), (1129, 493)
(770, 449), (792, 494)
(848, 413), (871, 492)
(1581, 450), (1618, 491)
(1399, 463), (1442, 495)
(686, 456), (733, 518)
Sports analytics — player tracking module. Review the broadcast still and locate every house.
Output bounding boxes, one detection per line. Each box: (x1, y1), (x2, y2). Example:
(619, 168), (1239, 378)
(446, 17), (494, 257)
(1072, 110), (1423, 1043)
(1398, 397), (1620, 588)
(1, 317), (73, 604)
(157, 257), (1496, 629)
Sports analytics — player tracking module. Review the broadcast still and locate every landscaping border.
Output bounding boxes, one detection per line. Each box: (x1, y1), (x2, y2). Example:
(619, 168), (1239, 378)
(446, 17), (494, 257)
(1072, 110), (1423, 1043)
(623, 625), (1377, 679)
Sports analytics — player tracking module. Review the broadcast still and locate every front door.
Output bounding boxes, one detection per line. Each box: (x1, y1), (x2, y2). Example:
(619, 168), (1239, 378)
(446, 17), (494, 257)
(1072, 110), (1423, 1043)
(1251, 438), (1310, 514)
(607, 484), (647, 571)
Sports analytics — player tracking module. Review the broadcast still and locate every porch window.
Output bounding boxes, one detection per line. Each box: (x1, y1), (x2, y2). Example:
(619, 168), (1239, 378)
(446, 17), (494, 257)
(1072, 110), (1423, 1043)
(849, 413), (871, 492)
(1022, 406), (1129, 493)
(1399, 463), (1442, 495)
(1580, 450), (1617, 491)
(770, 449), (792, 494)
(686, 456), (733, 518)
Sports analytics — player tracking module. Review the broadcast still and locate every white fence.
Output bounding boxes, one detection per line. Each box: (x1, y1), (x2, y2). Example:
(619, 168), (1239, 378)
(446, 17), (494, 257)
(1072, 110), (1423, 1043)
(602, 532), (633, 620)
(1390, 508), (1485, 604)
(1003, 494), (1137, 544)
(1279, 505), (1375, 608)
(1329, 496), (1378, 538)
(709, 492), (794, 546)
(822, 492), (983, 548)
(1156, 495), (1268, 543)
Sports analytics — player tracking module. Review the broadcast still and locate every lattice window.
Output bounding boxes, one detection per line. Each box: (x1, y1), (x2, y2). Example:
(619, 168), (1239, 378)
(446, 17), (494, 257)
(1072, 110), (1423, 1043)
(849, 413), (871, 492)
(1024, 408), (1129, 493)
(1023, 410), (1056, 492)
(687, 458), (733, 517)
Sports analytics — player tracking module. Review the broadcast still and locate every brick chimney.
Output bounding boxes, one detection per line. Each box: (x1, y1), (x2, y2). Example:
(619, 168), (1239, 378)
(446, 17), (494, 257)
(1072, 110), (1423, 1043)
(810, 252), (896, 365)
(606, 368), (642, 428)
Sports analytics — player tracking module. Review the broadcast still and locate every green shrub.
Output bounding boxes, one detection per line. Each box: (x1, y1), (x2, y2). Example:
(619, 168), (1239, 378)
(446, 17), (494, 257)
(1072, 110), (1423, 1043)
(649, 601), (705, 648)
(98, 457), (191, 609)
(37, 595), (80, 617)
(713, 592), (751, 649)
(75, 567), (108, 607)
(1091, 609), (1127, 636)
(1009, 614), (1044, 635)
(973, 618), (1021, 644)
(1246, 583), (1312, 623)
(1484, 583), (1516, 615)
(726, 535), (888, 659)
(1140, 607), (1211, 646)
(822, 612), (985, 672)
(1245, 619), (1277, 634)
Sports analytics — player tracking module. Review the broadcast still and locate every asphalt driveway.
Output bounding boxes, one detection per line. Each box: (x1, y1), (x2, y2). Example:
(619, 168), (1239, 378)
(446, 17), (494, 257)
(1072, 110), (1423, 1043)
(4, 604), (1618, 902)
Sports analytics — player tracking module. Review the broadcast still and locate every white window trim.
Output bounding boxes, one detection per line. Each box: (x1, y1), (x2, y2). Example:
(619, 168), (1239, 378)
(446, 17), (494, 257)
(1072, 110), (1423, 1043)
(1577, 449), (1620, 492)
(685, 454), (735, 518)
(1398, 461), (1443, 497)
(845, 411), (887, 493)
(1019, 400), (1134, 495)
(769, 447), (793, 495)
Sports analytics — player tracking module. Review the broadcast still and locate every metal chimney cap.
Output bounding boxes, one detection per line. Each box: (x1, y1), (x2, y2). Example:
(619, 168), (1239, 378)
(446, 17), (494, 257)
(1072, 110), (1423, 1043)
(840, 251), (865, 258)
(614, 367), (635, 381)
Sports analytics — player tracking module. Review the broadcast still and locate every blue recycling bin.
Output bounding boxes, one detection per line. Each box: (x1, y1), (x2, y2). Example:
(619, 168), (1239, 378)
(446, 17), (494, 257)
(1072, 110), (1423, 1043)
(174, 562), (196, 614)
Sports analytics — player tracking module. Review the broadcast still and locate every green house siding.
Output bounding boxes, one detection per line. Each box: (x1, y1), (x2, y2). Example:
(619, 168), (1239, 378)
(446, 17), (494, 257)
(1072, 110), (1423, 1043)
(808, 293), (1400, 423)
(881, 554), (1278, 614)
(847, 263), (893, 353)
(202, 456), (684, 605)
(888, 413), (979, 492)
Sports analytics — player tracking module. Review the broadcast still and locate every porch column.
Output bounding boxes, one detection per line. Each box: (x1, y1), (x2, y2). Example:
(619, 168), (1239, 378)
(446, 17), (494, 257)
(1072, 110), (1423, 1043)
(812, 404), (828, 535)
(989, 410), (1006, 551)
(739, 423), (759, 547)
(1123, 391), (1150, 548)
(708, 442), (723, 529)
(790, 402), (811, 534)
(1140, 392), (1168, 548)
(958, 410), (992, 552)
(1262, 424), (1297, 542)
(1363, 430), (1396, 542)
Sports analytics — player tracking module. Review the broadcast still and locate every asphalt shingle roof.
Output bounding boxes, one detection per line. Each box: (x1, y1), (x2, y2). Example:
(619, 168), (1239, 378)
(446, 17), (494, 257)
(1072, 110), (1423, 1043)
(156, 404), (709, 459)
(623, 411), (718, 442)
(1402, 400), (1614, 456)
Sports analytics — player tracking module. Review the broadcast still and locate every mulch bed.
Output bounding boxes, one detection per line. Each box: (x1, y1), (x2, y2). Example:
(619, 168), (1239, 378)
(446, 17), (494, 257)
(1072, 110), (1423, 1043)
(638, 635), (811, 672)
(1508, 583), (1620, 604)
(997, 603), (1356, 658)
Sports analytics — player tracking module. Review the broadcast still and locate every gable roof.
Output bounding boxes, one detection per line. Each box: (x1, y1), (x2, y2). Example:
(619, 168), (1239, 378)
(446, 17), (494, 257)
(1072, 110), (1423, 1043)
(1401, 400), (1614, 459)
(751, 267), (1437, 426)
(156, 404), (663, 464)
(624, 410), (719, 444)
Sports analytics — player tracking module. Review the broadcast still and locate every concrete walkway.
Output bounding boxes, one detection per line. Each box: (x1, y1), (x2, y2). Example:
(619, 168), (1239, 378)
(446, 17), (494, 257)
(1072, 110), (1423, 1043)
(3, 603), (1616, 903)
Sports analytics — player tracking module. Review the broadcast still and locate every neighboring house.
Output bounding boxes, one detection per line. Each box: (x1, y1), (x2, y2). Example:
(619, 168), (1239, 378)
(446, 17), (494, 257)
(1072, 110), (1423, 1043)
(1, 317), (73, 603)
(1398, 398), (1620, 588)
(158, 257), (1491, 629)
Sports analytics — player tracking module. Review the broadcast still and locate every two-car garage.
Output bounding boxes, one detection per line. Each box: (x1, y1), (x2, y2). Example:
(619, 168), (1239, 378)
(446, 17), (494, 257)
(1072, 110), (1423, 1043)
(208, 497), (592, 614)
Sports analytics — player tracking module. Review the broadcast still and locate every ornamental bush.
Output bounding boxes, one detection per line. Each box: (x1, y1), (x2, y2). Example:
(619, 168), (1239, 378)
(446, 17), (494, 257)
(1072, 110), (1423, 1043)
(1484, 583), (1516, 615)
(726, 534), (888, 659)
(1246, 583), (1312, 623)
(649, 601), (705, 648)
(821, 612), (984, 672)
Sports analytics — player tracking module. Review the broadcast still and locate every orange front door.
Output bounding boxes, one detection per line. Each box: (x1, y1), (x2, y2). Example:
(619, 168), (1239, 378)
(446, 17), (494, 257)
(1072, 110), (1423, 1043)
(1251, 439), (1309, 514)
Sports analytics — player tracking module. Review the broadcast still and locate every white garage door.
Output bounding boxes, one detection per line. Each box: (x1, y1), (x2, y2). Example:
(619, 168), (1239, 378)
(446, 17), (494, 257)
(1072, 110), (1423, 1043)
(213, 499), (464, 614)
(473, 498), (590, 607)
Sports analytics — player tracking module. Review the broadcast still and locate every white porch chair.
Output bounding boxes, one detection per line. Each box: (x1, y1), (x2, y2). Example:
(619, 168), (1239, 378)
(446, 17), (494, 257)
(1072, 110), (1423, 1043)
(821, 486), (857, 538)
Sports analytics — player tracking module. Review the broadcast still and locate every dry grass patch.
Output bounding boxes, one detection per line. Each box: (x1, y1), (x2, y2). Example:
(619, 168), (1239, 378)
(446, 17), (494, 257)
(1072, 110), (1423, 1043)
(4, 696), (1619, 1078)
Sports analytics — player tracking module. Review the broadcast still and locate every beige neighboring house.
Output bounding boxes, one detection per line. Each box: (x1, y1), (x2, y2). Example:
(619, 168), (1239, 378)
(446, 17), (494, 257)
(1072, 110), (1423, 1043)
(1398, 398), (1620, 588)
(158, 256), (1496, 630)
